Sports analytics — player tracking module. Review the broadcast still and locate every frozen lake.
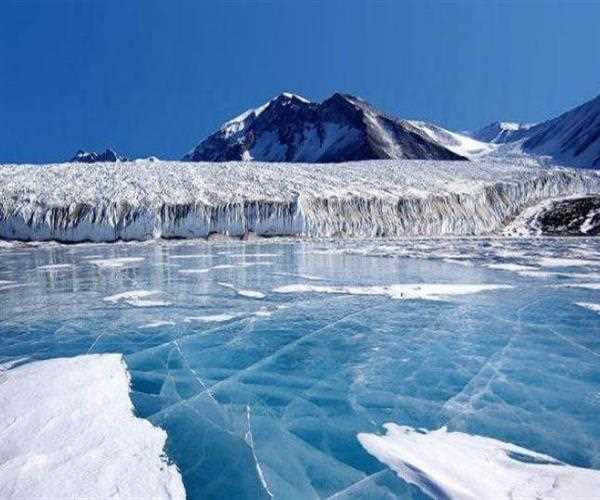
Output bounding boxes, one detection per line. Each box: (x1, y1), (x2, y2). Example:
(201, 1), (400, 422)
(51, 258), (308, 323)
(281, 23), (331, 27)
(1, 237), (599, 499)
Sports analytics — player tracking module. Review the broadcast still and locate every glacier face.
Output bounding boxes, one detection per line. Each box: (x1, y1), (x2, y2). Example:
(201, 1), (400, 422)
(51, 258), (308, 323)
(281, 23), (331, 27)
(1, 159), (599, 242)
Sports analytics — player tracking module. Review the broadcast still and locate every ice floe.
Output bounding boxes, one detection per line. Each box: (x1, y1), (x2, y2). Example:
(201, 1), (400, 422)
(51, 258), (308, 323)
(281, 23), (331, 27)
(358, 424), (600, 500)
(0, 354), (185, 500)
(538, 257), (600, 268)
(177, 268), (211, 274)
(35, 263), (73, 270)
(90, 257), (145, 268)
(184, 313), (240, 323)
(139, 320), (176, 329)
(103, 290), (171, 307)
(237, 290), (266, 299)
(218, 281), (266, 299)
(168, 254), (211, 259)
(576, 303), (600, 314)
(487, 263), (538, 272)
(273, 283), (512, 301)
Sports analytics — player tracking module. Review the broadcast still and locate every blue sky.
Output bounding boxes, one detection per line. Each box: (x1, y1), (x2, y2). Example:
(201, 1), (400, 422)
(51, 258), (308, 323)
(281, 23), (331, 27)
(1, 0), (599, 163)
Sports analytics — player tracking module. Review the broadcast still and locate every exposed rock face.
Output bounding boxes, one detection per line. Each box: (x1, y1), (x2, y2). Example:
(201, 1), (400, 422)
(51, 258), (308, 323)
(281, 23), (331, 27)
(70, 149), (124, 163)
(183, 93), (468, 163)
(505, 196), (600, 237)
(536, 197), (600, 235)
(472, 94), (600, 169)
(521, 95), (600, 169)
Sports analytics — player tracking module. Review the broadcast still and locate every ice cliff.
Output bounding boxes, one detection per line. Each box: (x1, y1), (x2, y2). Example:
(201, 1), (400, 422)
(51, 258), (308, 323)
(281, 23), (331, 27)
(0, 159), (599, 242)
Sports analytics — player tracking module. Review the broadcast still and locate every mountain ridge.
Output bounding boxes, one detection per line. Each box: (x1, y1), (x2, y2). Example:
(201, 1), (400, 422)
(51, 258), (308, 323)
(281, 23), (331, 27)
(183, 92), (469, 163)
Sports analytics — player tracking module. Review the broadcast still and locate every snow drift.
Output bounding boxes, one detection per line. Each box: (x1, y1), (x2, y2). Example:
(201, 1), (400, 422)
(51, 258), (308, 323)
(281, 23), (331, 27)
(0, 159), (599, 242)
(358, 424), (600, 500)
(0, 354), (185, 500)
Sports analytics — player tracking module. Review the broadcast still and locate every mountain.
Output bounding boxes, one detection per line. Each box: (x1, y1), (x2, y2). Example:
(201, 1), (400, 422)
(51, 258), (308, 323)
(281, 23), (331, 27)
(520, 94), (600, 168)
(70, 149), (124, 163)
(471, 94), (600, 168)
(183, 93), (469, 163)
(470, 121), (534, 144)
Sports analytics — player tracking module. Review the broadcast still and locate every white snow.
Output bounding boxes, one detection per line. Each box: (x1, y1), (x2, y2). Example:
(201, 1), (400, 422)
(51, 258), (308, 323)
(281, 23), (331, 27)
(487, 263), (538, 272)
(36, 263), (72, 270)
(358, 424), (600, 500)
(409, 121), (495, 157)
(281, 92), (310, 103)
(538, 257), (600, 268)
(581, 208), (600, 234)
(273, 283), (511, 301)
(1, 159), (599, 242)
(178, 268), (211, 274)
(237, 290), (266, 299)
(103, 289), (171, 307)
(139, 320), (176, 329)
(253, 308), (272, 317)
(576, 302), (600, 314)
(218, 281), (265, 299)
(90, 257), (145, 268)
(168, 254), (211, 259)
(0, 354), (185, 500)
(184, 313), (239, 323)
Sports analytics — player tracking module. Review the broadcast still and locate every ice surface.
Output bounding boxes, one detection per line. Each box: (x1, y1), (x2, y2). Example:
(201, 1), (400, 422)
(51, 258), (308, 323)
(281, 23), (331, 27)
(1, 238), (599, 499)
(1, 159), (600, 241)
(0, 354), (184, 500)
(358, 424), (600, 500)
(554, 283), (600, 290)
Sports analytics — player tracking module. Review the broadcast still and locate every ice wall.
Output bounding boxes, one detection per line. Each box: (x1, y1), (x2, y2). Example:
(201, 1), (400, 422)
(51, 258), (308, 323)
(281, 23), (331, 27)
(0, 160), (599, 242)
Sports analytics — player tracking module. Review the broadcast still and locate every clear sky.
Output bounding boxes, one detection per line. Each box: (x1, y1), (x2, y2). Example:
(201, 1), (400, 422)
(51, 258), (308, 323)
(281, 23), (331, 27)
(1, 0), (599, 163)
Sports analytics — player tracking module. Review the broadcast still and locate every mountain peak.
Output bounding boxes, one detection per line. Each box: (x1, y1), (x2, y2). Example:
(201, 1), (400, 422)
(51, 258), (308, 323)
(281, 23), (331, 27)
(470, 121), (534, 144)
(183, 92), (467, 163)
(70, 148), (124, 163)
(278, 92), (310, 103)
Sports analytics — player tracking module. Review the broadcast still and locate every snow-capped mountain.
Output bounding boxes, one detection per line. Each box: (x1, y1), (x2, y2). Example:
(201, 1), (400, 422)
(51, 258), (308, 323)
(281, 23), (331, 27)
(520, 94), (600, 168)
(470, 122), (534, 144)
(183, 93), (470, 162)
(70, 149), (124, 163)
(472, 94), (600, 169)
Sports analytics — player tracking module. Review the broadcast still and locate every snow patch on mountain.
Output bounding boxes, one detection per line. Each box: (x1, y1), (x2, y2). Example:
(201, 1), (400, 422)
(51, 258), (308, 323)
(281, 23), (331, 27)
(470, 121), (535, 144)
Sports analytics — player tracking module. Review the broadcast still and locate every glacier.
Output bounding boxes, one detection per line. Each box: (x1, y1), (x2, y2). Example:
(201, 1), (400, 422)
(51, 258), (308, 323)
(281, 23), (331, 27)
(1, 159), (600, 242)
